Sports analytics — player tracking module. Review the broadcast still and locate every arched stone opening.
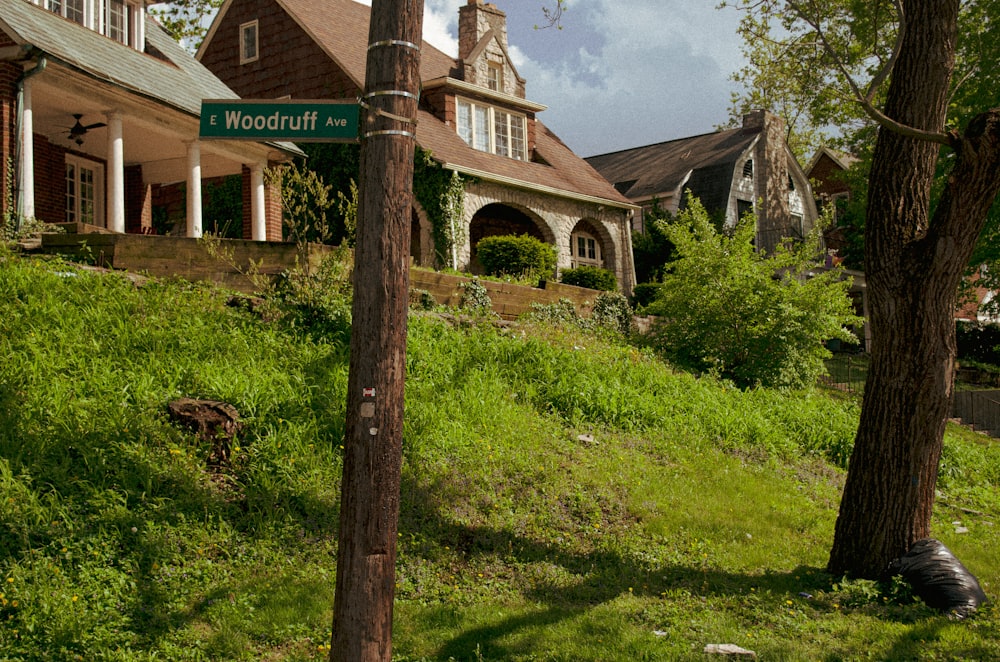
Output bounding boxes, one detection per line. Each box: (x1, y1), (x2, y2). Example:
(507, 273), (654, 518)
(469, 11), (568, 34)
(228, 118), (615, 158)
(568, 219), (615, 271)
(468, 202), (551, 274)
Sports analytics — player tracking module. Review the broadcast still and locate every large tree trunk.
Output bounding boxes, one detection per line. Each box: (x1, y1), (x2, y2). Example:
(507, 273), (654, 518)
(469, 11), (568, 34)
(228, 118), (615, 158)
(331, 1), (423, 660)
(828, 0), (1000, 578)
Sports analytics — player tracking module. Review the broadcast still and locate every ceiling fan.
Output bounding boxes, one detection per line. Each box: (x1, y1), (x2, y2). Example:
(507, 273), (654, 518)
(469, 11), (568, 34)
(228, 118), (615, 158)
(66, 113), (106, 146)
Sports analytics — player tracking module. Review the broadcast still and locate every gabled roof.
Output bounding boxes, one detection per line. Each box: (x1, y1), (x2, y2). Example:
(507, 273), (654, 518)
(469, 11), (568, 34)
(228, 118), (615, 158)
(806, 146), (859, 176)
(0, 1), (236, 116)
(585, 126), (759, 202)
(200, 0), (633, 209)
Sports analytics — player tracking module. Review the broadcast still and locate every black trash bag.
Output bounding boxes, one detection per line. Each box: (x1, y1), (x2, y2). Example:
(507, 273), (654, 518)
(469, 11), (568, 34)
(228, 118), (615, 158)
(889, 538), (988, 618)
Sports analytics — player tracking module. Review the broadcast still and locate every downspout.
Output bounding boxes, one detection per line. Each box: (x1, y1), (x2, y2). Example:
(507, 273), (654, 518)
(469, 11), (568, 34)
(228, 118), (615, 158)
(14, 53), (47, 232)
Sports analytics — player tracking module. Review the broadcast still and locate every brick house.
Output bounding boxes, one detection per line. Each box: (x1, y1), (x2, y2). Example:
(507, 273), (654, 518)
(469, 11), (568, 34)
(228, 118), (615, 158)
(197, 0), (638, 292)
(586, 110), (819, 256)
(0, 0), (297, 240)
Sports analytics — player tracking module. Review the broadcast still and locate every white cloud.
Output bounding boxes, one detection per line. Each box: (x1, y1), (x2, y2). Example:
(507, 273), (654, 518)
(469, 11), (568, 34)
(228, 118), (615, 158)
(355, 0), (747, 155)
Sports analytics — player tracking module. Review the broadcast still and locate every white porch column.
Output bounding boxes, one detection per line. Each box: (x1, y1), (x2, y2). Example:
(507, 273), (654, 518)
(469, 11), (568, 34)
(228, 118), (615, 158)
(251, 162), (266, 241)
(186, 141), (203, 238)
(19, 77), (36, 220)
(107, 111), (125, 233)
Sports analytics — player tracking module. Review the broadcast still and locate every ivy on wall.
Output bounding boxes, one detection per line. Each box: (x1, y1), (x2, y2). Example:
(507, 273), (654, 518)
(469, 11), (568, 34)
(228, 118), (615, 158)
(413, 147), (471, 268)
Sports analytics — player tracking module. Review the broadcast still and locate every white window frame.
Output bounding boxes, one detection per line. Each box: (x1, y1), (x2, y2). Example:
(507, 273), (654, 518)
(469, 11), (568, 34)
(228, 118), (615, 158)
(65, 154), (105, 227)
(455, 97), (526, 161)
(43, 0), (90, 27)
(570, 230), (602, 268)
(240, 20), (260, 64)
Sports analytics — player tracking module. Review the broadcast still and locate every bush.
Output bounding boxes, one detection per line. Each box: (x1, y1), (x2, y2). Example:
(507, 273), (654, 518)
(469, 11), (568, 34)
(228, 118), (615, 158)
(592, 291), (635, 335)
(475, 234), (557, 281)
(630, 282), (664, 309)
(646, 197), (861, 389)
(560, 265), (617, 291)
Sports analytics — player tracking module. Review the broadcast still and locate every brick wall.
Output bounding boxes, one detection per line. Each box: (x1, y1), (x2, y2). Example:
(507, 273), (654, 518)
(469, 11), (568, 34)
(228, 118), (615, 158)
(0, 62), (17, 221)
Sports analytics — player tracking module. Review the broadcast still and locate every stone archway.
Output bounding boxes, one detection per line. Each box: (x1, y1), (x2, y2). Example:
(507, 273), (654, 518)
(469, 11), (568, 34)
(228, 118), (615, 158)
(568, 219), (615, 271)
(468, 202), (551, 274)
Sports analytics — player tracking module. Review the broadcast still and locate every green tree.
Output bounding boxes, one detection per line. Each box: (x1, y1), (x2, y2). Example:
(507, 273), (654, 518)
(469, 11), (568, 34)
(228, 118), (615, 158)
(646, 198), (859, 389)
(727, 0), (1000, 579)
(149, 0), (224, 49)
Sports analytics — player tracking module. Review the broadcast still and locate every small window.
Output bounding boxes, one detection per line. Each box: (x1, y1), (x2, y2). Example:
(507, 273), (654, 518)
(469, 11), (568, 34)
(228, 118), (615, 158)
(788, 174), (796, 191)
(742, 159), (753, 179)
(240, 20), (259, 64)
(486, 62), (503, 92)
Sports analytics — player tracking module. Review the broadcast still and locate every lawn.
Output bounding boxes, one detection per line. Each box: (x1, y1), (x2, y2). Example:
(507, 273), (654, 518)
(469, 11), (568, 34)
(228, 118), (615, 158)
(1, 250), (997, 660)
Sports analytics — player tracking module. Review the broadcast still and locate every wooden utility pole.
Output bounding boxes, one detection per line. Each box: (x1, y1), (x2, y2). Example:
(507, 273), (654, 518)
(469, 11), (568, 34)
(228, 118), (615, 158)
(330, 1), (423, 660)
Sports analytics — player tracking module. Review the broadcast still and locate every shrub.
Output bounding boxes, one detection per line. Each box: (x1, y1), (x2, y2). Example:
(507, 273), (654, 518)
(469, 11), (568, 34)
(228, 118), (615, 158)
(591, 291), (635, 335)
(630, 282), (664, 310)
(560, 265), (617, 291)
(475, 234), (557, 281)
(646, 197), (861, 389)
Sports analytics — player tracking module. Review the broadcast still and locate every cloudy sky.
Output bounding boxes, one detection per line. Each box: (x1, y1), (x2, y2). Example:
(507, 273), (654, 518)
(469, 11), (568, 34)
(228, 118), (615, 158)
(407, 0), (748, 157)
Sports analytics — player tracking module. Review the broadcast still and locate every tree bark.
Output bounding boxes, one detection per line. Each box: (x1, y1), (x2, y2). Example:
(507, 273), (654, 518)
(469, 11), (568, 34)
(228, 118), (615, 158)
(828, 0), (1000, 578)
(330, 1), (423, 660)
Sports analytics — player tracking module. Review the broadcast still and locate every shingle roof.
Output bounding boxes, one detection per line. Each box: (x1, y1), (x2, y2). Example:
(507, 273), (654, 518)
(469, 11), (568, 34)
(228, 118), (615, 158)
(585, 127), (759, 202)
(0, 0), (237, 116)
(250, 0), (633, 208)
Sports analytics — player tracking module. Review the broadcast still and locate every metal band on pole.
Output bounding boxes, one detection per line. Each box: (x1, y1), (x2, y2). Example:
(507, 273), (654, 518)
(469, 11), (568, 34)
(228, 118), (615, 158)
(367, 39), (421, 52)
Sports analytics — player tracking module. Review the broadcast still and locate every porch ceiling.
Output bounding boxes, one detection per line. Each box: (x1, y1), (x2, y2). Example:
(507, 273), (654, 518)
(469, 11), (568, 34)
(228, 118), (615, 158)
(27, 64), (293, 184)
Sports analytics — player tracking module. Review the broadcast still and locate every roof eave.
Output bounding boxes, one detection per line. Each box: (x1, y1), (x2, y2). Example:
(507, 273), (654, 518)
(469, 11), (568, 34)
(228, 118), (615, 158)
(438, 160), (638, 212)
(422, 77), (546, 112)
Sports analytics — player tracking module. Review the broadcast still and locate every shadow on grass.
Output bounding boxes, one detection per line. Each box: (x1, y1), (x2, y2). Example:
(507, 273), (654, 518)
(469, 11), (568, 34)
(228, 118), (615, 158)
(398, 477), (996, 662)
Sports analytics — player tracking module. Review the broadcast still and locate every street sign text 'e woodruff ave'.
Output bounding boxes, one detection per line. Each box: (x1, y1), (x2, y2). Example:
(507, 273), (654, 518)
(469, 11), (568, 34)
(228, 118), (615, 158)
(199, 99), (359, 142)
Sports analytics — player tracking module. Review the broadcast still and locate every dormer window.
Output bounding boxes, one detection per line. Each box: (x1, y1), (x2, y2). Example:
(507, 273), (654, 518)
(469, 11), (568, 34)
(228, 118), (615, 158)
(486, 62), (503, 93)
(456, 98), (526, 161)
(240, 20), (259, 64)
(37, 0), (143, 48)
(44, 0), (87, 26)
(106, 0), (140, 46)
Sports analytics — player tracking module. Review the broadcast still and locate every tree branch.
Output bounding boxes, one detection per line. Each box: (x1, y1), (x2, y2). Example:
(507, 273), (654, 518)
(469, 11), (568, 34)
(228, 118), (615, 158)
(786, 0), (953, 147)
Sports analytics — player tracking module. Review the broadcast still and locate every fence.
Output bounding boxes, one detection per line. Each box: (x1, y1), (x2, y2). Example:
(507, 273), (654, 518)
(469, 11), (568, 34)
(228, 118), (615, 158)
(821, 354), (869, 394)
(951, 390), (1000, 438)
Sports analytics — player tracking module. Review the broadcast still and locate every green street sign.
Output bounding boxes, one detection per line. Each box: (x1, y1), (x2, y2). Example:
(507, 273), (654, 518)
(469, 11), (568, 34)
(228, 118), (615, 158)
(200, 99), (359, 142)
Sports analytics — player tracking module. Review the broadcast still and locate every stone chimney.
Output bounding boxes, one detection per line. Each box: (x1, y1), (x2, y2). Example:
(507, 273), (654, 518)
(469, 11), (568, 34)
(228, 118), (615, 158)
(743, 110), (792, 253)
(459, 0), (509, 61)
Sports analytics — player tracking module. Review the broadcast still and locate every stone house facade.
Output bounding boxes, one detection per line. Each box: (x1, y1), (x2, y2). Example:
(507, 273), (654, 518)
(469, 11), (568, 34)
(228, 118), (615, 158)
(0, 0), (295, 240)
(198, 0), (638, 292)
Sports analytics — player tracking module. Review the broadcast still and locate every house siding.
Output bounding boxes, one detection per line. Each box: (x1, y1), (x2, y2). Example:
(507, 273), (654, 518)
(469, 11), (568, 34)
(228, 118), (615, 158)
(199, 0), (357, 100)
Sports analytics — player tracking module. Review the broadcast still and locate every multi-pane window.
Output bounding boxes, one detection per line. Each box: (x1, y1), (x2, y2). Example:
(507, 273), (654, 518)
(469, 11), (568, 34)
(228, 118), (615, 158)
(240, 20), (259, 64)
(107, 0), (126, 43)
(45, 0), (86, 25)
(456, 98), (526, 161)
(39, 0), (142, 47)
(486, 62), (503, 92)
(571, 231), (601, 267)
(66, 156), (103, 226)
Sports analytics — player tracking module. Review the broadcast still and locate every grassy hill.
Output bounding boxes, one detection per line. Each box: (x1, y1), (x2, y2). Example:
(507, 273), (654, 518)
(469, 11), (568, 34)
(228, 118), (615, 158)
(1, 250), (998, 661)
